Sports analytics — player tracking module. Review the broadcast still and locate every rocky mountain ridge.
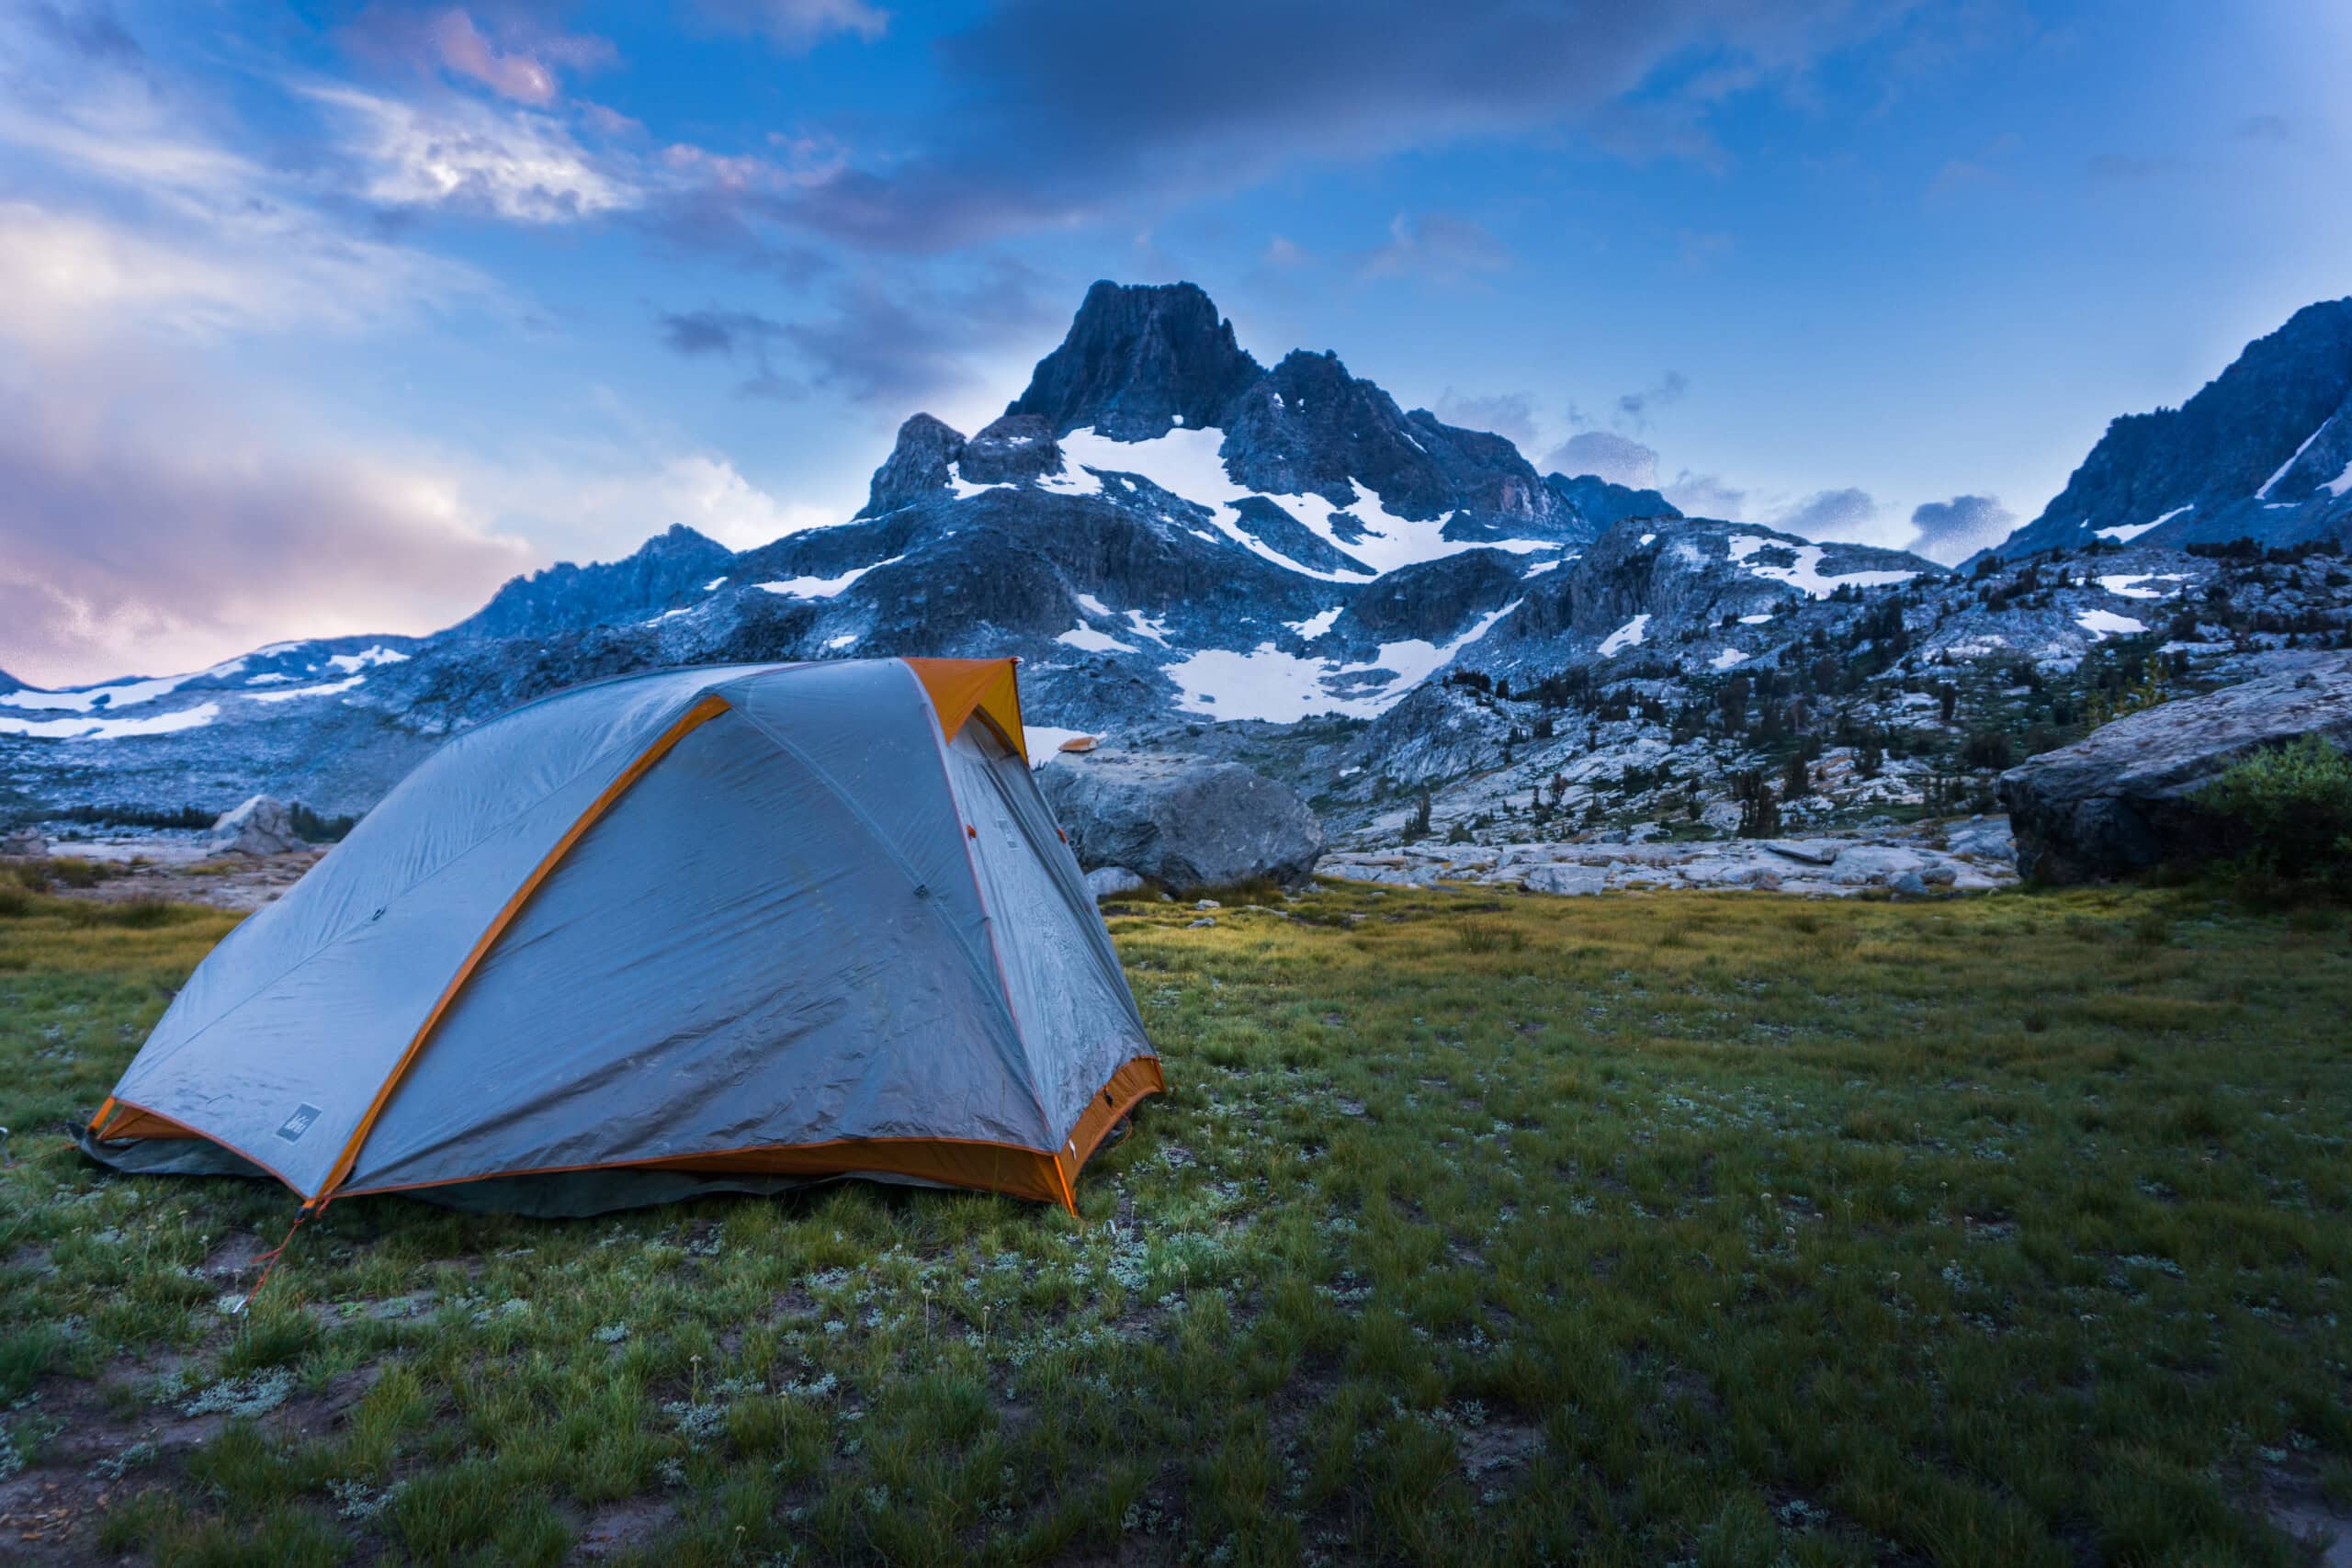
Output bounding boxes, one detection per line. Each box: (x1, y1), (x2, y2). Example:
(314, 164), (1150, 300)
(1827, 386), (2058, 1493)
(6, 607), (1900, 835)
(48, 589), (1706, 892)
(6, 282), (2351, 845)
(1982, 299), (2352, 559)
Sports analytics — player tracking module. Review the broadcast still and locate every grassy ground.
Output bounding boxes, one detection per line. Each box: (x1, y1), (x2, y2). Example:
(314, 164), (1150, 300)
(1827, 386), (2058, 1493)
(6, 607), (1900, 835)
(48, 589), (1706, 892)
(2, 880), (2349, 1566)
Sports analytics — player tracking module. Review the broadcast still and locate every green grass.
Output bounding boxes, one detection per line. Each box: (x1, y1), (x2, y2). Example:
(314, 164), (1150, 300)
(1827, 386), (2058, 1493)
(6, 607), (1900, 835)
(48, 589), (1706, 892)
(4, 882), (2350, 1563)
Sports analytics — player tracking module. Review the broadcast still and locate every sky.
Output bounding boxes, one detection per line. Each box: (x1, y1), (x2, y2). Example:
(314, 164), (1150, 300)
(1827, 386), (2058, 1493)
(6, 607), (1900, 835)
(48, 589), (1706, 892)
(3, 0), (2348, 687)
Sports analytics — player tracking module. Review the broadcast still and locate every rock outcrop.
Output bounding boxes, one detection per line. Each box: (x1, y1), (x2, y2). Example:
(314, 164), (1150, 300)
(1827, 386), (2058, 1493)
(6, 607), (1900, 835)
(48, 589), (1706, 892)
(208, 795), (307, 857)
(451, 525), (734, 640)
(1040, 751), (1325, 890)
(1004, 280), (1262, 441)
(1319, 831), (2013, 897)
(1997, 655), (2352, 883)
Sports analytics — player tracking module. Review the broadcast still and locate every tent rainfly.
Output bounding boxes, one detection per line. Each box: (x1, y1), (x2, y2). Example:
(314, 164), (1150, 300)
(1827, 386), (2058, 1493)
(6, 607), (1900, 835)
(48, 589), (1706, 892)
(83, 659), (1161, 1216)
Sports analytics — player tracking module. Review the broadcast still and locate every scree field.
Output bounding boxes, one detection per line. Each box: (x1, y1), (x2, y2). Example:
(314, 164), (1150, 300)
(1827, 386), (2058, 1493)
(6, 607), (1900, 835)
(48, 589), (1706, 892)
(2, 880), (2348, 1566)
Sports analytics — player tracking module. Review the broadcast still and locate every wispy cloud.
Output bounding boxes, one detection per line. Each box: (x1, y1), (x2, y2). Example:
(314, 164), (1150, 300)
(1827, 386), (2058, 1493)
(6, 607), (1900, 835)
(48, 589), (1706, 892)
(757, 0), (1910, 250)
(0, 342), (529, 688)
(1359, 212), (1511, 286)
(690, 0), (890, 51)
(656, 307), (807, 400)
(1615, 370), (1690, 429)
(339, 6), (619, 107)
(306, 85), (639, 221)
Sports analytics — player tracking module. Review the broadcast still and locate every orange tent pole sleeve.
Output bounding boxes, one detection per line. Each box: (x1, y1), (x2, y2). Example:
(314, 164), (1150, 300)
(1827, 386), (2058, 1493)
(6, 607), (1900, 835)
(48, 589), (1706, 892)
(311, 692), (735, 1202)
(88, 1098), (310, 1195)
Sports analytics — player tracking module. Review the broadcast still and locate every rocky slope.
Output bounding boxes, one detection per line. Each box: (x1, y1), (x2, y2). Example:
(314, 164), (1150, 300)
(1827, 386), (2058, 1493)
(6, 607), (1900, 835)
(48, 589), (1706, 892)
(6, 282), (2352, 849)
(1982, 299), (2352, 559)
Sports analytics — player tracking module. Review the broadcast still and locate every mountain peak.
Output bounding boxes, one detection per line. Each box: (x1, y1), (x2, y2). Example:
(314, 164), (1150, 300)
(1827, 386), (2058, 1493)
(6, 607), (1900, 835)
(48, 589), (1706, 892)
(453, 524), (735, 641)
(1983, 295), (2352, 558)
(1005, 280), (1263, 441)
(641, 523), (728, 558)
(858, 412), (968, 517)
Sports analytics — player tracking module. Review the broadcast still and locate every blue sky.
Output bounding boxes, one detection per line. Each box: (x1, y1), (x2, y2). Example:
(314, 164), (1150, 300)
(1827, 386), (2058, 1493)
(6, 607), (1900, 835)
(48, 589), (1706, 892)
(3, 0), (2346, 685)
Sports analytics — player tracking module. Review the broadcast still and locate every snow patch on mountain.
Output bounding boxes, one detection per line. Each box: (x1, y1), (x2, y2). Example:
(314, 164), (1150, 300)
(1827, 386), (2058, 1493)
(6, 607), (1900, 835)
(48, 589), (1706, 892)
(1057, 624), (1137, 654)
(2259, 416), (2334, 498)
(2098, 573), (2189, 600)
(0, 658), (246, 714)
(2075, 608), (2148, 639)
(0, 703), (221, 740)
(1728, 536), (1917, 598)
(1166, 602), (1518, 722)
(247, 676), (365, 704)
(1059, 426), (1549, 580)
(1599, 615), (1650, 655)
(327, 647), (410, 673)
(2099, 504), (2192, 544)
(756, 558), (902, 598)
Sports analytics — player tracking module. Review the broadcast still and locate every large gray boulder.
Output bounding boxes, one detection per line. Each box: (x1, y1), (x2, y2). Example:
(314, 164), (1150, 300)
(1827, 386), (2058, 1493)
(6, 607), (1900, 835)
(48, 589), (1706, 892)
(208, 795), (307, 857)
(1039, 751), (1324, 890)
(1997, 656), (2352, 884)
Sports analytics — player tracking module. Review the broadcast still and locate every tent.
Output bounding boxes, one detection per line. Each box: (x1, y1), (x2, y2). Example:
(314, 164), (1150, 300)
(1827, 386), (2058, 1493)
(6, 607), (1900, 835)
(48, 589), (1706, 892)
(83, 658), (1161, 1216)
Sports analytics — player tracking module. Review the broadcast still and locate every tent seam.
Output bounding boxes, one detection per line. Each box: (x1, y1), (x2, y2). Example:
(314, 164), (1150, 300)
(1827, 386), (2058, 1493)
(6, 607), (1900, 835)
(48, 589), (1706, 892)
(903, 665), (1062, 1151)
(314, 692), (733, 1200)
(120, 677), (745, 1089)
(716, 691), (1048, 1142)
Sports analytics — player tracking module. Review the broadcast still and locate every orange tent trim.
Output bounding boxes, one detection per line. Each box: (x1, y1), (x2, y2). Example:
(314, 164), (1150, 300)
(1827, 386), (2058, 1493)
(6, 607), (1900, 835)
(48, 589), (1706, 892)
(902, 657), (1026, 758)
(313, 692), (735, 1202)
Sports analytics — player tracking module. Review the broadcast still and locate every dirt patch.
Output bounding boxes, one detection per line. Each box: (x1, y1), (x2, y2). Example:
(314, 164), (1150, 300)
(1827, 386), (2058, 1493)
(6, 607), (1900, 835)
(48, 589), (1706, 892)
(0, 1471), (122, 1564)
(201, 1233), (272, 1280)
(572, 1496), (679, 1560)
(1456, 1417), (1544, 1482)
(2264, 1476), (2352, 1565)
(39, 846), (326, 913)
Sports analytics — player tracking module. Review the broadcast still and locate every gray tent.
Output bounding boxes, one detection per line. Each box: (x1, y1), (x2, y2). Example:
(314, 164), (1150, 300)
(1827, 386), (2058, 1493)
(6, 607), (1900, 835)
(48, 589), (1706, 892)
(85, 659), (1160, 1215)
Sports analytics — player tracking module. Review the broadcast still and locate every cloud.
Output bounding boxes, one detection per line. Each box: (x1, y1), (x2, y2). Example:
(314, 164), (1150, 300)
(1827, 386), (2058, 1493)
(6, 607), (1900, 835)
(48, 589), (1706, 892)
(2237, 114), (2291, 143)
(1432, 389), (1539, 451)
(1359, 211), (1511, 285)
(1539, 430), (1660, 490)
(0, 344), (529, 689)
(1262, 234), (1312, 267)
(690, 0), (889, 51)
(1906, 493), (2015, 562)
(339, 6), (618, 107)
(1614, 369), (1689, 429)
(770, 260), (1058, 407)
(1662, 469), (1747, 520)
(656, 307), (807, 400)
(762, 0), (1907, 250)
(486, 448), (841, 556)
(0, 197), (488, 349)
(1773, 486), (1881, 541)
(26, 0), (141, 64)
(307, 85), (639, 221)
